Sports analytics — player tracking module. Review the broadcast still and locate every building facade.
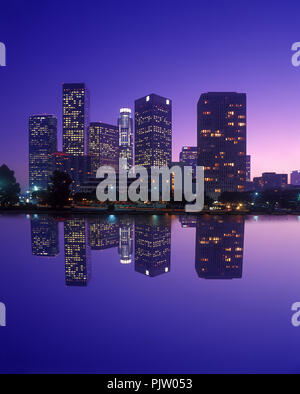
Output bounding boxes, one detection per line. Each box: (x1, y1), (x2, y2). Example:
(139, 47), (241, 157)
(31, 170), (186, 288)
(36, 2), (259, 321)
(88, 122), (119, 176)
(51, 152), (91, 194)
(118, 108), (133, 170)
(253, 172), (288, 191)
(291, 171), (300, 186)
(62, 83), (89, 156)
(197, 92), (247, 199)
(135, 94), (172, 170)
(29, 115), (57, 191)
(179, 146), (198, 177)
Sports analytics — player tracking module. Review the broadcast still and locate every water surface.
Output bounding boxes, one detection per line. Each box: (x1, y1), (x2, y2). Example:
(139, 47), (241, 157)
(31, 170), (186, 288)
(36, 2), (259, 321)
(0, 213), (299, 373)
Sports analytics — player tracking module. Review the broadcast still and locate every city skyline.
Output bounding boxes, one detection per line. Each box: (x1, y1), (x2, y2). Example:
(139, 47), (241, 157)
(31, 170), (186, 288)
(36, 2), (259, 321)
(1, 2), (300, 191)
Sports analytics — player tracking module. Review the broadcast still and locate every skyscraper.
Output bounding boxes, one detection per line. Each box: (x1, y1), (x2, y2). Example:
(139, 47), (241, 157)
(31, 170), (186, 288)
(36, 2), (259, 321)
(197, 92), (247, 199)
(88, 122), (119, 176)
(62, 83), (89, 156)
(135, 94), (172, 170)
(179, 146), (198, 177)
(118, 108), (133, 170)
(29, 115), (57, 191)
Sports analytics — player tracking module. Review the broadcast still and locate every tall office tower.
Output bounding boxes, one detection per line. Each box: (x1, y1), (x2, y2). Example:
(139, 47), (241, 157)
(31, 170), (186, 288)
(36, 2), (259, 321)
(118, 216), (134, 264)
(30, 215), (59, 257)
(118, 108), (133, 170)
(135, 216), (171, 277)
(135, 94), (172, 170)
(197, 92), (247, 199)
(29, 115), (57, 191)
(62, 83), (89, 156)
(195, 216), (245, 279)
(88, 217), (119, 250)
(64, 218), (91, 286)
(179, 146), (198, 177)
(88, 122), (119, 176)
(246, 155), (251, 181)
(291, 171), (300, 186)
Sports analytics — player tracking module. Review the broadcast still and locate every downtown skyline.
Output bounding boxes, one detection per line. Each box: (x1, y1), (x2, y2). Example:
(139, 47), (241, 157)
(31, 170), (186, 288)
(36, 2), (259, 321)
(1, 1), (300, 191)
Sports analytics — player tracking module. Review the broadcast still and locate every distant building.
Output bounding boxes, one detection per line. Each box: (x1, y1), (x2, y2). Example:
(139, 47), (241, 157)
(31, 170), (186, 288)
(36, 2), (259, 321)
(246, 155), (251, 181)
(253, 172), (288, 191)
(118, 108), (133, 170)
(291, 171), (300, 186)
(197, 92), (247, 199)
(88, 122), (119, 176)
(31, 215), (59, 257)
(179, 146), (198, 177)
(29, 115), (57, 191)
(62, 83), (89, 156)
(195, 216), (244, 279)
(135, 94), (172, 170)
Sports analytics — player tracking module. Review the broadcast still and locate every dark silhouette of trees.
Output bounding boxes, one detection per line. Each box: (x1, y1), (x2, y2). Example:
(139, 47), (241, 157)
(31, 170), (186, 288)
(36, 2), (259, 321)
(0, 164), (20, 207)
(47, 171), (72, 208)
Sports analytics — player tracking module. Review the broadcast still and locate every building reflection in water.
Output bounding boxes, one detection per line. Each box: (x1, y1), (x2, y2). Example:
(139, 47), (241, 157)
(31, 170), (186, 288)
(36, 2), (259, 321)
(88, 215), (119, 250)
(64, 217), (91, 286)
(179, 215), (198, 228)
(29, 214), (246, 283)
(195, 216), (245, 279)
(135, 215), (171, 277)
(30, 215), (59, 257)
(118, 216), (134, 264)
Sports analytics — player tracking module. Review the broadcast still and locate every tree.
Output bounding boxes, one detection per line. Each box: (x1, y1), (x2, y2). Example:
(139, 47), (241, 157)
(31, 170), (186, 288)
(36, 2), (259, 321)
(0, 164), (20, 207)
(47, 171), (72, 208)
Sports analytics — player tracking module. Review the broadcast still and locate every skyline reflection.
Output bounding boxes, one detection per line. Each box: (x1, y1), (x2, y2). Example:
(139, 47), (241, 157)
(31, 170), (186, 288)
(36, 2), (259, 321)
(28, 214), (247, 283)
(195, 216), (245, 279)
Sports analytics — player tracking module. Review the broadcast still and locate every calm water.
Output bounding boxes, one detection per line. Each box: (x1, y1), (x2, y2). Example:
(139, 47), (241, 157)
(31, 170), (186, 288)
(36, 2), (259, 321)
(0, 213), (300, 373)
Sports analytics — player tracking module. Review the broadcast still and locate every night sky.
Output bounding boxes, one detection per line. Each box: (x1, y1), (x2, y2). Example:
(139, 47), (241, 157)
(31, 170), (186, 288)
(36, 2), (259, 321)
(1, 0), (300, 190)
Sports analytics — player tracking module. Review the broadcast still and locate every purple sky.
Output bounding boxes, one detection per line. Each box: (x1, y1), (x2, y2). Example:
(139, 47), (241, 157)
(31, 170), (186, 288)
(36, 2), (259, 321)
(1, 0), (300, 190)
